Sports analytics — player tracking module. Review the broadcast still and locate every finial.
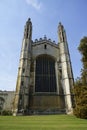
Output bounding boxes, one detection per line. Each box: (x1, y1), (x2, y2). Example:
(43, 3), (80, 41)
(58, 22), (64, 29)
(26, 18), (32, 24)
(59, 22), (62, 25)
(44, 35), (47, 40)
(28, 18), (31, 21)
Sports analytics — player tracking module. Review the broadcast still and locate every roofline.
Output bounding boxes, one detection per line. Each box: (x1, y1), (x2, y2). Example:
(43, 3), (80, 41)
(32, 39), (59, 49)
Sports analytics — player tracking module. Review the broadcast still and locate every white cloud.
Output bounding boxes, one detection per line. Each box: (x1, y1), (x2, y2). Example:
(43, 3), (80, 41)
(26, 0), (42, 10)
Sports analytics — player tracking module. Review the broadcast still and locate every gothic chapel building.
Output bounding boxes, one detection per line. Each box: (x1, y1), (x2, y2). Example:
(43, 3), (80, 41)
(13, 18), (74, 115)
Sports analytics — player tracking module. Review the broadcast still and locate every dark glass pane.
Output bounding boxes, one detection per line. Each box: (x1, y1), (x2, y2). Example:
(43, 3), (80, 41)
(35, 55), (57, 92)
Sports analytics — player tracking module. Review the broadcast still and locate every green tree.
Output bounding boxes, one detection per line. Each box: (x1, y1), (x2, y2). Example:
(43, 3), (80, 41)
(73, 84), (87, 119)
(78, 36), (87, 84)
(74, 37), (87, 119)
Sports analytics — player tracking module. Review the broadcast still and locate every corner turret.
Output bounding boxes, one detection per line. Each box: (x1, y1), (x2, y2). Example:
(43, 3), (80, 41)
(13, 18), (32, 116)
(58, 22), (67, 43)
(58, 22), (74, 114)
(24, 18), (32, 39)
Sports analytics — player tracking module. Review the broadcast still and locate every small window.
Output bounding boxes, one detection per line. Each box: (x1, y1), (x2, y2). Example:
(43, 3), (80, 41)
(21, 81), (24, 86)
(22, 68), (25, 73)
(25, 43), (27, 48)
(44, 44), (47, 49)
(23, 59), (25, 64)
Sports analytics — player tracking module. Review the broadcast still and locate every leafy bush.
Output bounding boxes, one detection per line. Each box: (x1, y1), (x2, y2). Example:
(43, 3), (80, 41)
(73, 85), (87, 119)
(0, 110), (12, 116)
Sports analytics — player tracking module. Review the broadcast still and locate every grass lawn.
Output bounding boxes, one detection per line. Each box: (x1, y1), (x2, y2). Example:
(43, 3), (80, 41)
(0, 115), (87, 130)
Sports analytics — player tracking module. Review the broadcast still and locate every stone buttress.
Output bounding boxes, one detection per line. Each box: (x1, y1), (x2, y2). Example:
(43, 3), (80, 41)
(58, 22), (74, 114)
(13, 18), (32, 115)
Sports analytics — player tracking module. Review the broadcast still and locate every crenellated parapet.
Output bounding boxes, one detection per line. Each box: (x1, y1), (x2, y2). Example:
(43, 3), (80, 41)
(34, 36), (56, 44)
(32, 36), (57, 49)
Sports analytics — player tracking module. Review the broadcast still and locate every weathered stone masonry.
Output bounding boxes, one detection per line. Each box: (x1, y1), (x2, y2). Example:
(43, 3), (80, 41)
(12, 18), (74, 115)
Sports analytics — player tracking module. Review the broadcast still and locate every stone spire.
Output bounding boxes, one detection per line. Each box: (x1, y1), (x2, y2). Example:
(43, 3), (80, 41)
(24, 18), (32, 39)
(58, 22), (74, 114)
(13, 18), (32, 116)
(58, 22), (67, 43)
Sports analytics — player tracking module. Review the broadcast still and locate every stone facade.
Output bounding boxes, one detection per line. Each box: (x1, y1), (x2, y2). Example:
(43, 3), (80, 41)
(6, 18), (73, 115)
(0, 91), (15, 111)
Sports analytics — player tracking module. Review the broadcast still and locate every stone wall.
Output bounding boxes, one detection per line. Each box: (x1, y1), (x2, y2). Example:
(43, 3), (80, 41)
(0, 91), (15, 111)
(29, 95), (65, 109)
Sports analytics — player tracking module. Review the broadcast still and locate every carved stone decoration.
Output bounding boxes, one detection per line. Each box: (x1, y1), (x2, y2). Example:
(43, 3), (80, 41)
(58, 22), (65, 43)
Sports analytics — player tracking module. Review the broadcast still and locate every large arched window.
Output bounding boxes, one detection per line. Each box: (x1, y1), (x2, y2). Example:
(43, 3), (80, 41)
(35, 55), (57, 92)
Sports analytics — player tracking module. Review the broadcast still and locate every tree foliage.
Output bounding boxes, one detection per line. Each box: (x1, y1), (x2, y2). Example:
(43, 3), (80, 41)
(73, 82), (87, 119)
(78, 37), (87, 85)
(74, 37), (87, 119)
(78, 37), (87, 59)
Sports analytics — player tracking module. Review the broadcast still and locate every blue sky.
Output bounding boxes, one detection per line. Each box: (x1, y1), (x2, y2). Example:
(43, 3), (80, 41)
(0, 0), (87, 90)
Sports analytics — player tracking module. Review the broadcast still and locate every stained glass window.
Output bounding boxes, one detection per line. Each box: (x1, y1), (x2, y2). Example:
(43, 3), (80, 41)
(35, 55), (57, 92)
